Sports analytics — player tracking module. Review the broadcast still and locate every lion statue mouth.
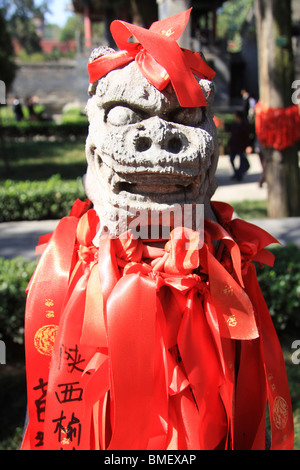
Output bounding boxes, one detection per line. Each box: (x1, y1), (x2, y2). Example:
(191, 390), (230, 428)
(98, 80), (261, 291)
(84, 49), (219, 238)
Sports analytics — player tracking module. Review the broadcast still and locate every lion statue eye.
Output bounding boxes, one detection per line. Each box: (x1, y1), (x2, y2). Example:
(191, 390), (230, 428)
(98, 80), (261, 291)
(172, 107), (204, 127)
(106, 106), (142, 126)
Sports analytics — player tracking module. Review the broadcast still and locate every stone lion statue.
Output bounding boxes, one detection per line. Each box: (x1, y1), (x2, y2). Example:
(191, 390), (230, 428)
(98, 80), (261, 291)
(21, 9), (293, 451)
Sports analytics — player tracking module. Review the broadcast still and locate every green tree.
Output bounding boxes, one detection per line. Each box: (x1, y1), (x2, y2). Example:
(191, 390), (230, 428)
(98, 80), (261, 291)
(60, 14), (84, 42)
(1, 0), (50, 54)
(0, 8), (17, 90)
(216, 0), (254, 39)
(44, 24), (61, 41)
(255, 0), (300, 217)
(0, 7), (15, 174)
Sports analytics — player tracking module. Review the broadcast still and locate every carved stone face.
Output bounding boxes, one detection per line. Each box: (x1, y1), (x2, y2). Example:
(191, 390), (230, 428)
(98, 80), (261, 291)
(84, 47), (219, 237)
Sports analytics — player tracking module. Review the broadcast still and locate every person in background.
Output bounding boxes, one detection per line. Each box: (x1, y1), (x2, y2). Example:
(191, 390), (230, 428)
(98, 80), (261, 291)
(12, 96), (24, 122)
(228, 110), (251, 181)
(25, 96), (38, 120)
(241, 89), (250, 119)
(241, 89), (256, 120)
(241, 89), (266, 187)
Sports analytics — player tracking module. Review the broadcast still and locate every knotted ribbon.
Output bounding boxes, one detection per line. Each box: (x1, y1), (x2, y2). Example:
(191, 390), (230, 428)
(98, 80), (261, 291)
(21, 199), (294, 450)
(255, 101), (300, 150)
(87, 8), (215, 108)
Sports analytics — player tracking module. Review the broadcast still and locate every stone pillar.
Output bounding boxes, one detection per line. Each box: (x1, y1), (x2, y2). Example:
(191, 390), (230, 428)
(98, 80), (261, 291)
(156, 0), (192, 49)
(84, 5), (93, 49)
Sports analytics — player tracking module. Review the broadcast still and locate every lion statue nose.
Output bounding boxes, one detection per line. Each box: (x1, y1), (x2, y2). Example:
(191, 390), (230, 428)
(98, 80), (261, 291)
(135, 134), (183, 154)
(134, 116), (186, 159)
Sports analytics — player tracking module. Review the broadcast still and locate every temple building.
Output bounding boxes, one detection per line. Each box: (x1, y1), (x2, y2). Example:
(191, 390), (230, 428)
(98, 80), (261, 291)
(71, 0), (226, 50)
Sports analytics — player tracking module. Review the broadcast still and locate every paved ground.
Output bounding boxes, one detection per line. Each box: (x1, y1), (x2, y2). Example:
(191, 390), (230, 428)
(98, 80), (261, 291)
(0, 219), (59, 261)
(212, 153), (268, 202)
(0, 153), (299, 261)
(213, 154), (300, 247)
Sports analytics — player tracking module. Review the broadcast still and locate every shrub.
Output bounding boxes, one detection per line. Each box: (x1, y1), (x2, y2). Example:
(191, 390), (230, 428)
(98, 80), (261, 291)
(256, 244), (300, 332)
(61, 114), (88, 125)
(232, 200), (268, 219)
(60, 107), (88, 125)
(2, 121), (88, 140)
(0, 174), (86, 222)
(0, 257), (37, 346)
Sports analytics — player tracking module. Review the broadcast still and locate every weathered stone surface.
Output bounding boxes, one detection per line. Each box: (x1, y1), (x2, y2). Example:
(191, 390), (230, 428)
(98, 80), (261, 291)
(84, 46), (219, 237)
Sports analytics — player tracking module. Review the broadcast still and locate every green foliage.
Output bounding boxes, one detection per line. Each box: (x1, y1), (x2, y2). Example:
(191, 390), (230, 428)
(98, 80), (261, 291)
(0, 102), (45, 122)
(15, 50), (48, 63)
(0, 138), (87, 183)
(9, 13), (41, 54)
(216, 0), (255, 40)
(2, 120), (88, 139)
(1, 101), (87, 134)
(44, 23), (61, 41)
(231, 200), (268, 219)
(0, 174), (86, 222)
(0, 368), (27, 447)
(256, 244), (300, 332)
(1, 103), (88, 126)
(60, 107), (88, 125)
(59, 14), (84, 42)
(1, 0), (49, 55)
(0, 256), (37, 345)
(0, 8), (17, 90)
(0, 426), (24, 450)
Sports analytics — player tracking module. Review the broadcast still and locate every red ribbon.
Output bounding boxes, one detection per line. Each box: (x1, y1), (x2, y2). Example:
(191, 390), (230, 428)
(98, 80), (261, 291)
(255, 101), (300, 150)
(21, 200), (294, 450)
(22, 200), (90, 450)
(87, 8), (215, 108)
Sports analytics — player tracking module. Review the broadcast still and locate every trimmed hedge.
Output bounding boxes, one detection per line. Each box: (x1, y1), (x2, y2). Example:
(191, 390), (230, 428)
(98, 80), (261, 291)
(0, 257), (37, 346)
(0, 244), (299, 348)
(0, 174), (86, 222)
(256, 244), (300, 332)
(2, 121), (88, 140)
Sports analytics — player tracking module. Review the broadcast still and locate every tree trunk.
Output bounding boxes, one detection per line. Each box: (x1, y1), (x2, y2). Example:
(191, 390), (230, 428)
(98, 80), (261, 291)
(255, 0), (300, 217)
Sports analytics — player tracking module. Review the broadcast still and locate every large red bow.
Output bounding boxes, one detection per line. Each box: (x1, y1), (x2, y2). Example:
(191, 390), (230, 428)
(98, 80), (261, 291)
(87, 8), (215, 108)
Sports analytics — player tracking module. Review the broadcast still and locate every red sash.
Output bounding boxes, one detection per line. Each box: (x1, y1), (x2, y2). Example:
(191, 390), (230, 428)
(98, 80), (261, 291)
(21, 200), (294, 450)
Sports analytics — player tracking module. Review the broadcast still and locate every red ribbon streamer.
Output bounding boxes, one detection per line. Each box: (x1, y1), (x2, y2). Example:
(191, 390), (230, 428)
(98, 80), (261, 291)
(21, 199), (294, 450)
(22, 200), (88, 450)
(255, 101), (300, 150)
(87, 8), (215, 108)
